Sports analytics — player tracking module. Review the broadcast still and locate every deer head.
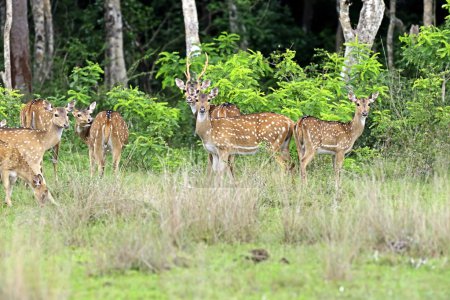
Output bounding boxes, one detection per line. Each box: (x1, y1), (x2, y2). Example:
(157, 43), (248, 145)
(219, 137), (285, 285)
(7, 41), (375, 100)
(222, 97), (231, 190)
(31, 174), (49, 205)
(349, 92), (378, 119)
(72, 101), (96, 128)
(196, 87), (219, 120)
(0, 120), (6, 128)
(45, 100), (76, 129)
(175, 54), (210, 112)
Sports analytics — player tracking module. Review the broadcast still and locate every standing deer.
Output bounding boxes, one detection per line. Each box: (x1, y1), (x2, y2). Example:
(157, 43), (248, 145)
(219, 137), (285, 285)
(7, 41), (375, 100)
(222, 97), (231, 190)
(195, 88), (294, 179)
(294, 92), (379, 187)
(0, 100), (73, 205)
(82, 109), (128, 177)
(175, 54), (241, 175)
(0, 140), (49, 206)
(20, 99), (76, 177)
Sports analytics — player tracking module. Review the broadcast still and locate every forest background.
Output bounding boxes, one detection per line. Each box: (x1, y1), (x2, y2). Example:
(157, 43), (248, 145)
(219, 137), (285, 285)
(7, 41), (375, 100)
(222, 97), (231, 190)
(0, 0), (449, 171)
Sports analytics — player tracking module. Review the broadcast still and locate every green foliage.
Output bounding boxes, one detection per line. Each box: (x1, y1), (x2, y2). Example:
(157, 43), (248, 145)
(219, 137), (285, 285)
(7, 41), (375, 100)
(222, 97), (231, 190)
(67, 61), (104, 106)
(0, 88), (23, 127)
(106, 86), (180, 170)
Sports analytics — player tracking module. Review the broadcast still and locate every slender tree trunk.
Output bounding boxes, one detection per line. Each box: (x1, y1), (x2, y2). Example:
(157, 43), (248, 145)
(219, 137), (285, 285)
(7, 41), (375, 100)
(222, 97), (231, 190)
(387, 0), (396, 70)
(104, 0), (128, 88)
(44, 0), (53, 79)
(10, 0), (32, 94)
(302, 0), (315, 32)
(181, 0), (200, 55)
(32, 0), (45, 82)
(339, 0), (385, 77)
(335, 0), (344, 52)
(1, 0), (12, 89)
(227, 0), (248, 50)
(423, 0), (433, 26)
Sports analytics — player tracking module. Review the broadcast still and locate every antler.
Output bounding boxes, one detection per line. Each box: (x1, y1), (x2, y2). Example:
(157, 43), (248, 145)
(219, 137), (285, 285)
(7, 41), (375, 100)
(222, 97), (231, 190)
(184, 54), (192, 83)
(197, 53), (209, 82)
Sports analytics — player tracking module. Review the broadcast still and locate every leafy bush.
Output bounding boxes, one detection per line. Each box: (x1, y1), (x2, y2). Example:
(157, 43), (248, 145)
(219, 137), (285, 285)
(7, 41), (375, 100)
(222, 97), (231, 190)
(106, 86), (180, 170)
(0, 88), (23, 127)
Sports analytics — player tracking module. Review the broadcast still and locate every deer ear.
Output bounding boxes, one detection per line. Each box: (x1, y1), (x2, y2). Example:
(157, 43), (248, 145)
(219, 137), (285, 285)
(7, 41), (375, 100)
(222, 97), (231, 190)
(43, 100), (53, 111)
(348, 93), (357, 103)
(175, 78), (186, 90)
(32, 174), (43, 187)
(0, 119), (6, 127)
(66, 100), (76, 112)
(369, 92), (379, 103)
(89, 101), (97, 113)
(209, 87), (219, 101)
(200, 80), (211, 90)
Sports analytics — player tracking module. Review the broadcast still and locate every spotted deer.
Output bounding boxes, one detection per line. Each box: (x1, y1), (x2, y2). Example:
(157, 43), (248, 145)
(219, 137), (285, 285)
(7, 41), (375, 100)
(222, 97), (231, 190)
(84, 110), (129, 177)
(0, 120), (6, 128)
(195, 88), (294, 179)
(0, 140), (49, 206)
(0, 100), (73, 204)
(175, 54), (241, 174)
(294, 92), (379, 187)
(20, 99), (76, 177)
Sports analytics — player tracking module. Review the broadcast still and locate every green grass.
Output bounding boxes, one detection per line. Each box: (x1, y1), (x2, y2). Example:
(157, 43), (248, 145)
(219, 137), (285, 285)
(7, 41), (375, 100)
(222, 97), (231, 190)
(0, 152), (449, 299)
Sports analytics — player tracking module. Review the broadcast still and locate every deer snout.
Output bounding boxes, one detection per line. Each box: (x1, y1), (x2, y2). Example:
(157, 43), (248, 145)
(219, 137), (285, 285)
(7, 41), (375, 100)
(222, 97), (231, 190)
(64, 122), (70, 129)
(88, 117), (93, 123)
(199, 107), (206, 114)
(362, 112), (368, 117)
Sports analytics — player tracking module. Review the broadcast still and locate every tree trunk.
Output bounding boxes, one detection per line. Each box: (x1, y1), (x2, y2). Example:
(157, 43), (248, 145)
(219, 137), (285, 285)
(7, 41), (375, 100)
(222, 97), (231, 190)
(423, 0), (433, 26)
(227, 0), (248, 50)
(339, 0), (385, 76)
(43, 0), (54, 80)
(335, 0), (344, 52)
(31, 0), (45, 83)
(104, 0), (128, 88)
(387, 0), (396, 70)
(1, 0), (12, 89)
(181, 0), (201, 56)
(302, 0), (315, 33)
(10, 0), (32, 94)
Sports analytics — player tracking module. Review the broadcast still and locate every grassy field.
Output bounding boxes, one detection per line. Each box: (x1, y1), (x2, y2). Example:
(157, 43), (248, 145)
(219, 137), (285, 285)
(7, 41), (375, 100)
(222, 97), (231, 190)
(0, 151), (449, 299)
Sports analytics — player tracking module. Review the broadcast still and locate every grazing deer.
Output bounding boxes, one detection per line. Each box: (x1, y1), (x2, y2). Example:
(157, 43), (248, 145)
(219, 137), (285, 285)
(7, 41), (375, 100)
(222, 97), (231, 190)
(0, 120), (6, 128)
(20, 99), (76, 177)
(195, 88), (294, 179)
(175, 54), (241, 175)
(294, 92), (379, 187)
(0, 140), (49, 206)
(84, 110), (129, 177)
(0, 100), (73, 204)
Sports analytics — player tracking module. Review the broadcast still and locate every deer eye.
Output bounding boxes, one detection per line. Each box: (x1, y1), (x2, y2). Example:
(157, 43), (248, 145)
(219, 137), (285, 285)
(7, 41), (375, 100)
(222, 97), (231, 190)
(77, 113), (81, 117)
(356, 103), (360, 106)
(54, 113), (59, 117)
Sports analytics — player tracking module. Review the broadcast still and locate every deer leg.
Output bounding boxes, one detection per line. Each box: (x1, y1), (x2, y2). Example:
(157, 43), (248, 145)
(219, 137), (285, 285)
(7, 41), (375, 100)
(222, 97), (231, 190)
(206, 153), (214, 176)
(52, 142), (60, 180)
(300, 148), (315, 184)
(228, 155), (235, 179)
(112, 145), (123, 175)
(219, 151), (233, 181)
(333, 152), (345, 189)
(88, 147), (96, 177)
(2, 170), (12, 206)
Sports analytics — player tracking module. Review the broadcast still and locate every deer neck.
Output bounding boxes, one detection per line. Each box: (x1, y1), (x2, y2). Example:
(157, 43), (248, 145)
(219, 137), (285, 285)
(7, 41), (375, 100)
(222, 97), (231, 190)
(40, 124), (64, 149)
(75, 123), (91, 144)
(195, 111), (213, 142)
(349, 112), (367, 142)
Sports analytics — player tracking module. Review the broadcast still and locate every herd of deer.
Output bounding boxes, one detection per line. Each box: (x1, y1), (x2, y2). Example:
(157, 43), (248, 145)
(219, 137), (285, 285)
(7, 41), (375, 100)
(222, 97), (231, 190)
(0, 54), (378, 207)
(0, 99), (128, 206)
(175, 55), (378, 186)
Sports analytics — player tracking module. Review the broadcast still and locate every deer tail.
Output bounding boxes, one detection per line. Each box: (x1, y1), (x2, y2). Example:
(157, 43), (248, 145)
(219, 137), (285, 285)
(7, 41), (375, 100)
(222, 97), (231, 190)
(102, 110), (113, 146)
